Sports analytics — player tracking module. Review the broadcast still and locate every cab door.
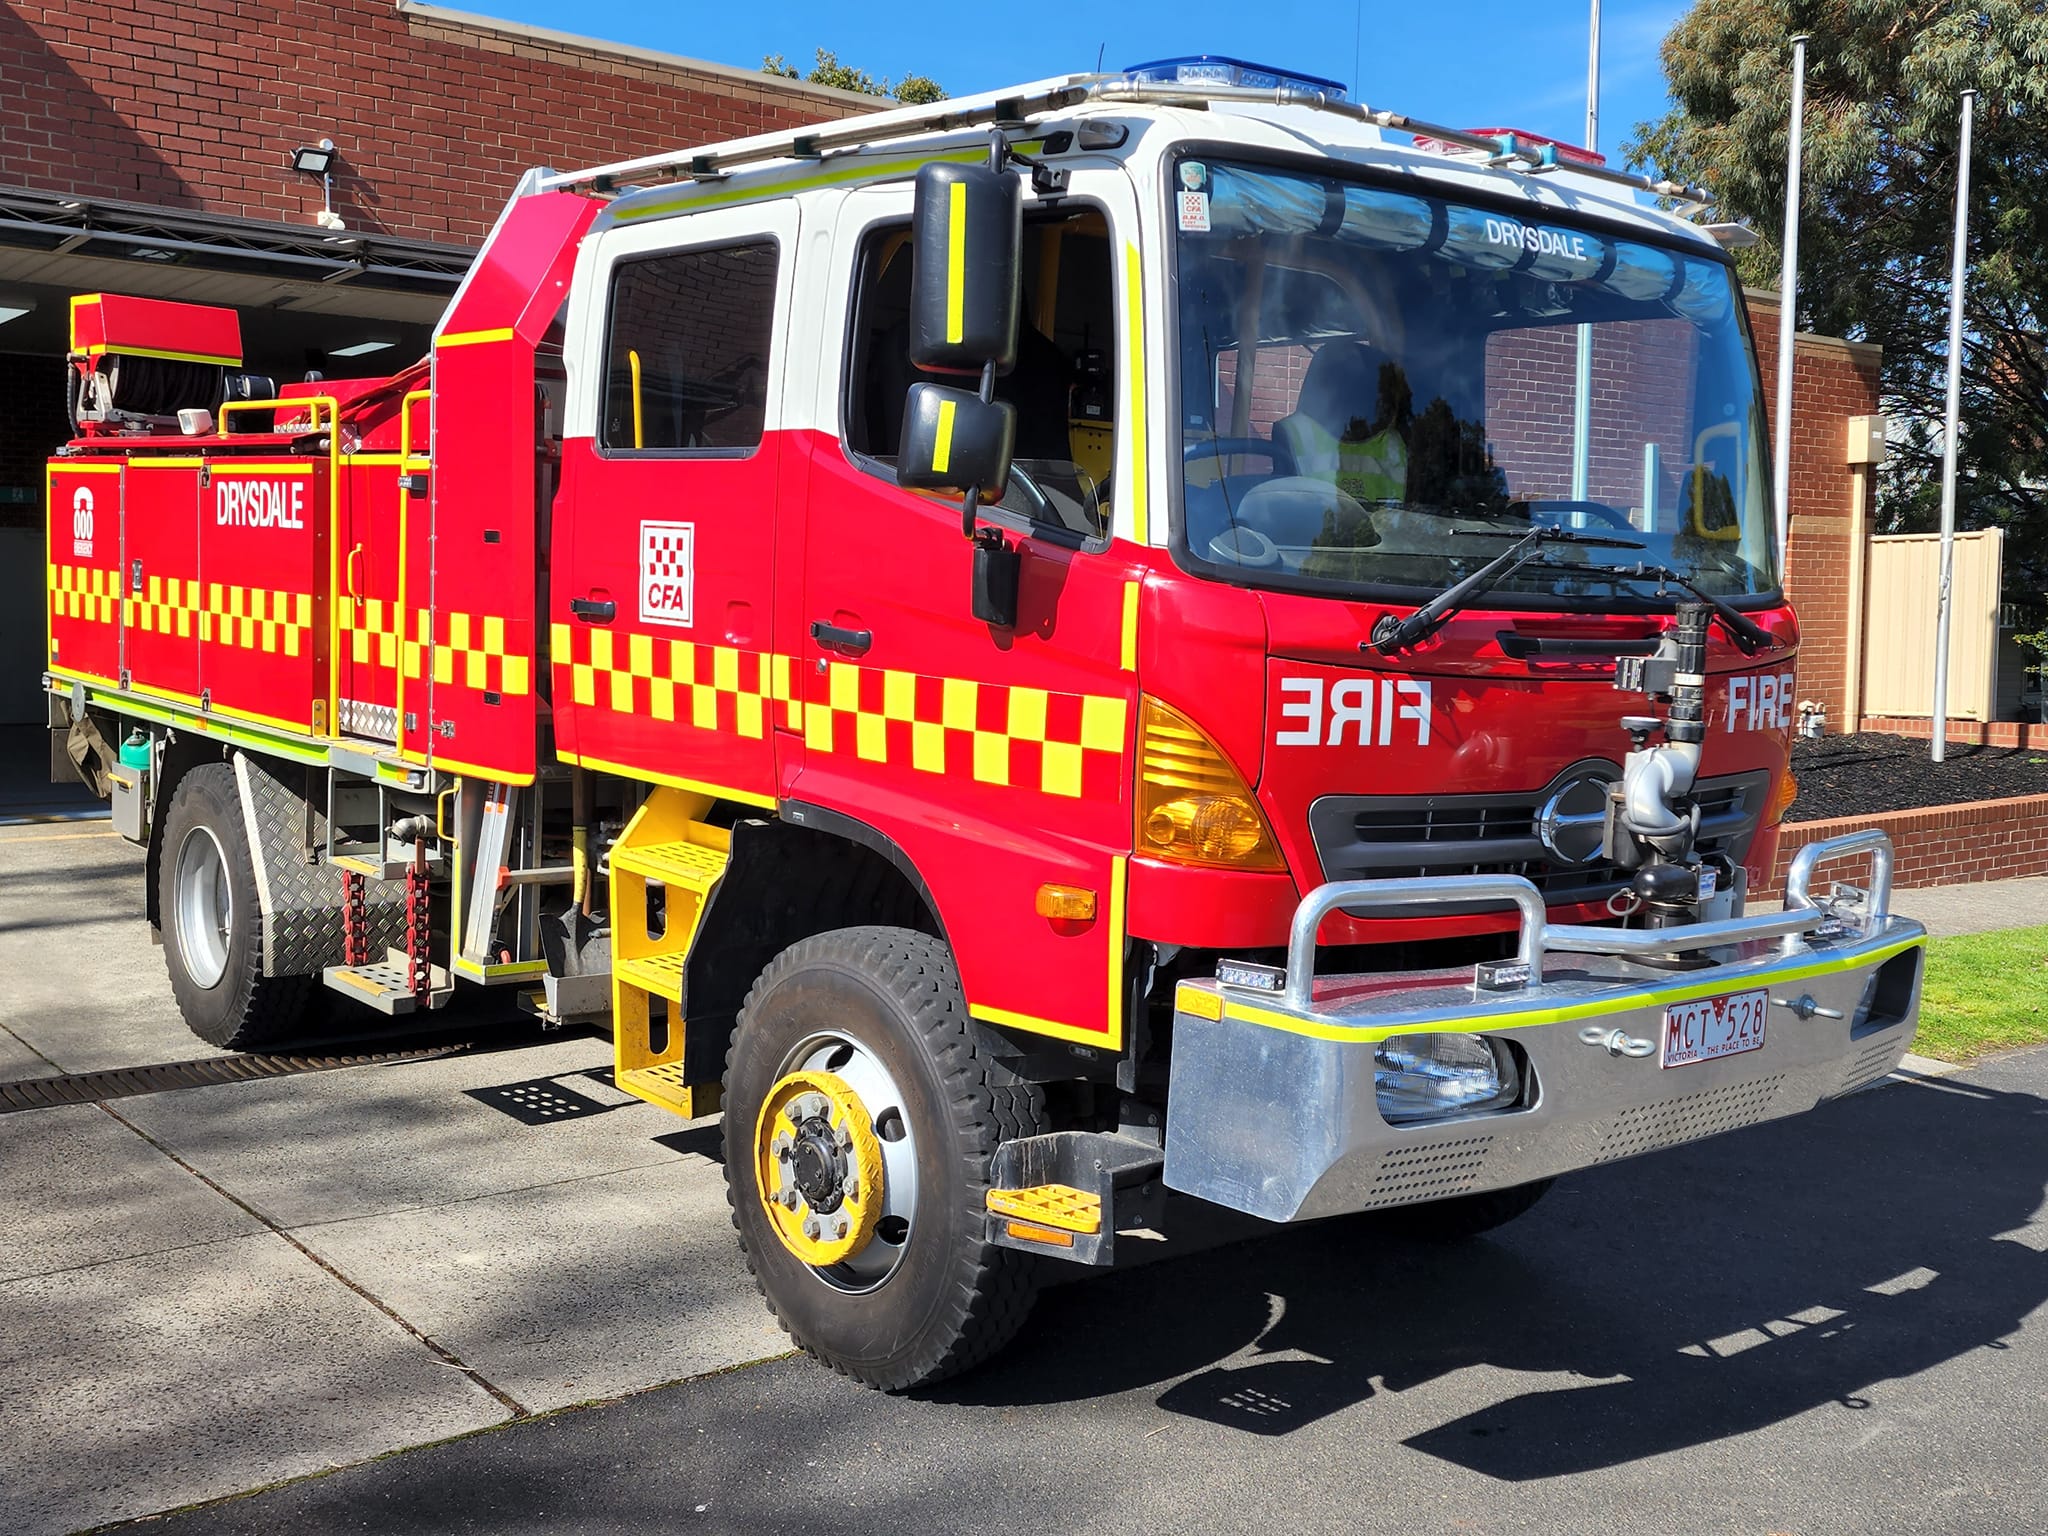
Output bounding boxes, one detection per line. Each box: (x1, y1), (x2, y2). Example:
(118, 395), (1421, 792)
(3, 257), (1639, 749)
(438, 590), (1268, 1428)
(784, 175), (1146, 1048)
(552, 202), (798, 804)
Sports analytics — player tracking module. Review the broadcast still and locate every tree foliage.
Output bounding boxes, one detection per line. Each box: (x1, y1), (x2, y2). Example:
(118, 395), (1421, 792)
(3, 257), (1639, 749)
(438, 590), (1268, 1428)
(1628, 2), (2048, 606)
(763, 49), (945, 105)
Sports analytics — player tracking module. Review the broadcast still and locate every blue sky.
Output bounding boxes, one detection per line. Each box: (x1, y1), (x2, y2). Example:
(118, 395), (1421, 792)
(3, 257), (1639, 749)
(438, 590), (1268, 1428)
(461, 1), (1690, 168)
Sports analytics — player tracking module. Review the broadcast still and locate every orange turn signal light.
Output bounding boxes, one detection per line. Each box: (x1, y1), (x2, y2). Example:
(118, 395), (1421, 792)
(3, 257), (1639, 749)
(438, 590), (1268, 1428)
(1135, 696), (1285, 870)
(1034, 883), (1098, 921)
(1768, 771), (1799, 826)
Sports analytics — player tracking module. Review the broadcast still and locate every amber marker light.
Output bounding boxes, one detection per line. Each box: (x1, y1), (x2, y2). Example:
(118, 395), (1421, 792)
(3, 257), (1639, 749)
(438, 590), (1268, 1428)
(1135, 696), (1284, 870)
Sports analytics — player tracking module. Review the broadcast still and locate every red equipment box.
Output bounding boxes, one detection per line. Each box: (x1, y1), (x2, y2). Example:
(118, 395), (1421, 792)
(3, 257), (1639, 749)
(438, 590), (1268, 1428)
(69, 294), (243, 368)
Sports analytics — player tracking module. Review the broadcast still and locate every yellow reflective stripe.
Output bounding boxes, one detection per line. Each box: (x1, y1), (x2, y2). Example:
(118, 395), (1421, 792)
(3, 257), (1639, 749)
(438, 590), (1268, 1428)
(1124, 242), (1148, 545)
(438, 327), (516, 349)
(1120, 580), (1140, 672)
(628, 349), (644, 449)
(946, 179), (968, 346)
(1105, 854), (1128, 1042)
(1209, 937), (1925, 1043)
(932, 397), (956, 474)
(80, 343), (240, 367)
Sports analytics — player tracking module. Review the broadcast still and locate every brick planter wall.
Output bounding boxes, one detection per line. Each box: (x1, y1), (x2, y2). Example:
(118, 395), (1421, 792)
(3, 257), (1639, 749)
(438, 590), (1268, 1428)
(1857, 717), (2048, 751)
(1757, 793), (2048, 901)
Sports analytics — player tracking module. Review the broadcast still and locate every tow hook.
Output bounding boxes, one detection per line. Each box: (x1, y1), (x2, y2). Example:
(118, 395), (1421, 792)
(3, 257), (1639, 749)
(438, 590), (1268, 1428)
(1578, 1025), (1656, 1058)
(1772, 993), (1844, 1021)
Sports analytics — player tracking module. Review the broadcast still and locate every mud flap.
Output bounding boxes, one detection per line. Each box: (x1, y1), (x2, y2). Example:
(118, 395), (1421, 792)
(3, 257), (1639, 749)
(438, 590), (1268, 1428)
(232, 752), (405, 977)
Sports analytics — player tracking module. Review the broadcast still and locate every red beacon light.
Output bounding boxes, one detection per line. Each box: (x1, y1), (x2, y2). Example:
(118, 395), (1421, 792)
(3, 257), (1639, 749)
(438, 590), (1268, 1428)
(1413, 128), (1607, 168)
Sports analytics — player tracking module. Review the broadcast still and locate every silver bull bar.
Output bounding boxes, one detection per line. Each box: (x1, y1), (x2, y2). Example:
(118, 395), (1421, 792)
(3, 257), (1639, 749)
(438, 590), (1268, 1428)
(1164, 831), (1926, 1223)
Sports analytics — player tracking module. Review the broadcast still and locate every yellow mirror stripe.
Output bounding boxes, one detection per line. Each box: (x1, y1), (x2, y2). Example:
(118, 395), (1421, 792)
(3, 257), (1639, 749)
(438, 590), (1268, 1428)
(932, 397), (956, 474)
(946, 180), (968, 346)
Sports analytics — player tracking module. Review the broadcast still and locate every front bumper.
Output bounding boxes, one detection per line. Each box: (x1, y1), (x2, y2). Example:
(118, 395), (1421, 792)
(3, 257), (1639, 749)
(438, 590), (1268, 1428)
(1162, 832), (1928, 1223)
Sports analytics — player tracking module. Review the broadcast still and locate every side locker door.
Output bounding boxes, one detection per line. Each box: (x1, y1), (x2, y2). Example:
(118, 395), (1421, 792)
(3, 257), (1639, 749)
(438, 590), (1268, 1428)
(337, 450), (402, 742)
(45, 459), (126, 689)
(121, 458), (203, 706)
(790, 177), (1145, 1050)
(553, 202), (799, 805)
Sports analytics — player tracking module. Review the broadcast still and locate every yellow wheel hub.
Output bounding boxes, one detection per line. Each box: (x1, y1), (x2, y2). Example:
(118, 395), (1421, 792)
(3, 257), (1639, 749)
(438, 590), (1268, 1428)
(755, 1070), (886, 1267)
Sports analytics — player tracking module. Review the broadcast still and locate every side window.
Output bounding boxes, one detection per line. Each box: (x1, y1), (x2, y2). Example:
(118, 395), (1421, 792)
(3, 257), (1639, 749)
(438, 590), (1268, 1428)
(844, 208), (1117, 542)
(601, 241), (777, 452)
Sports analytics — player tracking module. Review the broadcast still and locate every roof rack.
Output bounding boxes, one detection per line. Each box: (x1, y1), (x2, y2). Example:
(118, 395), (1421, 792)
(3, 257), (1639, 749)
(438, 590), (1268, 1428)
(538, 73), (1709, 209)
(538, 75), (1099, 194)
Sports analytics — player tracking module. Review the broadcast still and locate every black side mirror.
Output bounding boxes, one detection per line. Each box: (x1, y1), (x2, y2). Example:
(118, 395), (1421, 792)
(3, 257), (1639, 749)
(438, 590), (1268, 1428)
(897, 382), (1015, 501)
(907, 162), (1022, 374)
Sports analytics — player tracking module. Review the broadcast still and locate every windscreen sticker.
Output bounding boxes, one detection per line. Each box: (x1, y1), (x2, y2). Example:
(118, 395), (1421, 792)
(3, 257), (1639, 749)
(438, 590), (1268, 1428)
(1275, 676), (1433, 747)
(639, 520), (694, 629)
(1177, 190), (1211, 233)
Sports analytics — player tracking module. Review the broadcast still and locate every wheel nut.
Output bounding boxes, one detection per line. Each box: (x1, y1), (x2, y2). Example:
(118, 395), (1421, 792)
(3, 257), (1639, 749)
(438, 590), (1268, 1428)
(834, 1219), (848, 1240)
(804, 1218), (821, 1240)
(843, 1179), (860, 1202)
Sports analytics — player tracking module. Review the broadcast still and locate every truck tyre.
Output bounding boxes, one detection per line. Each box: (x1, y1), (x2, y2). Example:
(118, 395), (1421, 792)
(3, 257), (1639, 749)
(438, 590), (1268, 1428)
(157, 763), (317, 1050)
(1377, 1177), (1555, 1242)
(723, 926), (1046, 1391)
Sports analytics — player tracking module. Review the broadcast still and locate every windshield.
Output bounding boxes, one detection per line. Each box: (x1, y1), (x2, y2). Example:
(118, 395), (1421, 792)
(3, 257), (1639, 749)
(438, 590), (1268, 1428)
(1171, 158), (1777, 606)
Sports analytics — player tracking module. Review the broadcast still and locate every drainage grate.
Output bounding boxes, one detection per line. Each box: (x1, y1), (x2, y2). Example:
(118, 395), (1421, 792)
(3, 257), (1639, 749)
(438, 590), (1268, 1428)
(0, 1045), (470, 1115)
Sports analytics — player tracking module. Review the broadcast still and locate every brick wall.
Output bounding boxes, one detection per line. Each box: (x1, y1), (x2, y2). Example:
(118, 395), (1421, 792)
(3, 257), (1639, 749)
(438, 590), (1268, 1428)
(0, 1), (863, 245)
(1757, 793), (2048, 900)
(1856, 716), (2048, 750)
(1746, 294), (1883, 734)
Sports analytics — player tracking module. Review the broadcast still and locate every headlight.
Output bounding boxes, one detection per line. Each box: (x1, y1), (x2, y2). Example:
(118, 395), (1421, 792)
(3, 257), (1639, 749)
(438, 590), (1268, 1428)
(1374, 1033), (1521, 1125)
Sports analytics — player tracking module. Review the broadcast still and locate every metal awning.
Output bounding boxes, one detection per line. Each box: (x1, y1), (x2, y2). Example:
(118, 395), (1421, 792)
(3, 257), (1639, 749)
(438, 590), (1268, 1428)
(0, 185), (474, 298)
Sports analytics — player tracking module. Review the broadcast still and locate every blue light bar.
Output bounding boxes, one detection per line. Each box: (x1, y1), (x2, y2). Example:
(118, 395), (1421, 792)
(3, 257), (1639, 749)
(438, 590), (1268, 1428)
(1120, 55), (1349, 101)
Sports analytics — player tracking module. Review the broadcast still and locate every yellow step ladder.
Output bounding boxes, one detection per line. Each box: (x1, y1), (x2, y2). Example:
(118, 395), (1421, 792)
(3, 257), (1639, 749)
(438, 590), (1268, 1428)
(609, 787), (730, 1118)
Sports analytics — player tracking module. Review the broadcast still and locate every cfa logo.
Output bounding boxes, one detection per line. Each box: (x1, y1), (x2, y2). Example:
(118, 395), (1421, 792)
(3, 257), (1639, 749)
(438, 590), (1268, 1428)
(1275, 676), (1434, 747)
(71, 487), (94, 558)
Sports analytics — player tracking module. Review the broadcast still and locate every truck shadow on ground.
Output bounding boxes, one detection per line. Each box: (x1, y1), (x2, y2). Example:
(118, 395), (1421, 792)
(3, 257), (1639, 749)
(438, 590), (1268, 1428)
(940, 1065), (2048, 1479)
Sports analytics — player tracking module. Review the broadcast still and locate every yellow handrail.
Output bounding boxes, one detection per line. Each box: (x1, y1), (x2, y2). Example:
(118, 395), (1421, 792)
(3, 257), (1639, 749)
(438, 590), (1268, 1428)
(218, 395), (339, 438)
(395, 388), (433, 749)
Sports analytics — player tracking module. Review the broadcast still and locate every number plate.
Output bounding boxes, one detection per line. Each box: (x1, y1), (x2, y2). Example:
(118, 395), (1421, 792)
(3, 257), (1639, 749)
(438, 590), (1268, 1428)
(1661, 988), (1769, 1068)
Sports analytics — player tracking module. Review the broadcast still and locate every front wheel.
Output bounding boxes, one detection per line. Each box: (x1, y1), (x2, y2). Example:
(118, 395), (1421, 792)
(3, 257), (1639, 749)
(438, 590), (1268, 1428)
(723, 926), (1045, 1391)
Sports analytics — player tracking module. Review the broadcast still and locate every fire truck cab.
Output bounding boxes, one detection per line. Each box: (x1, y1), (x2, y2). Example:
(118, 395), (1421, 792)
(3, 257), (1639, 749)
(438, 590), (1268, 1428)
(44, 64), (1927, 1390)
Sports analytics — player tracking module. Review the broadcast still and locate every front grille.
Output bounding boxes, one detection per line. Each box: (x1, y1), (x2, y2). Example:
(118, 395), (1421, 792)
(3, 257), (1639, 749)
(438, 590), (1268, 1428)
(1307, 767), (1770, 908)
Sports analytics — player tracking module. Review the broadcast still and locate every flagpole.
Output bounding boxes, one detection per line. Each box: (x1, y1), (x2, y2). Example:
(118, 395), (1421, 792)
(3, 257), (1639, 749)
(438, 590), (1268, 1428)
(1931, 88), (1977, 764)
(1570, 0), (1599, 503)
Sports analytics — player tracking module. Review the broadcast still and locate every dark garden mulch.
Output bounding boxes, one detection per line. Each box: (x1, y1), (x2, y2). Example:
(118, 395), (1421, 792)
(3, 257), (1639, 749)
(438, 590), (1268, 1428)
(1786, 732), (2048, 823)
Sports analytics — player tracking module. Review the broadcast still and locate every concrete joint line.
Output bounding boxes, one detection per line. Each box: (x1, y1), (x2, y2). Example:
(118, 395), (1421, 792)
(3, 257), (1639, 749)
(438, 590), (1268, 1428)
(94, 1100), (532, 1419)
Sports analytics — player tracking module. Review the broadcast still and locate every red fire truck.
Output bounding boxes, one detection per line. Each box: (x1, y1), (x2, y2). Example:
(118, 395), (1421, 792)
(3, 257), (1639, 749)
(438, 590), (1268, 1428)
(43, 64), (1927, 1390)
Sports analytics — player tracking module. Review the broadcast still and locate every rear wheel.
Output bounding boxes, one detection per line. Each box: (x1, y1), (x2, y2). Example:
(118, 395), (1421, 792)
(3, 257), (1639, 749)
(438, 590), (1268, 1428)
(157, 763), (317, 1050)
(723, 926), (1045, 1390)
(1376, 1177), (1555, 1242)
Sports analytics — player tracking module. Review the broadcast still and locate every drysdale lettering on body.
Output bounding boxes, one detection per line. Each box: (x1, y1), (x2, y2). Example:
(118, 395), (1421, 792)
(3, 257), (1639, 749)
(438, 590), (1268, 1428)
(1275, 676), (1434, 747)
(215, 479), (306, 530)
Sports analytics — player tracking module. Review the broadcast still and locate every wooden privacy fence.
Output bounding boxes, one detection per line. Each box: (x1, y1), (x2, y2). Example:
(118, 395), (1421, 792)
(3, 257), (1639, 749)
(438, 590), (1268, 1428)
(1859, 528), (2004, 722)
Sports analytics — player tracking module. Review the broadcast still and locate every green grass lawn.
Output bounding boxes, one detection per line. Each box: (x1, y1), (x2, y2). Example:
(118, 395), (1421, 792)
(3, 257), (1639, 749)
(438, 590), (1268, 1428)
(1911, 924), (2048, 1063)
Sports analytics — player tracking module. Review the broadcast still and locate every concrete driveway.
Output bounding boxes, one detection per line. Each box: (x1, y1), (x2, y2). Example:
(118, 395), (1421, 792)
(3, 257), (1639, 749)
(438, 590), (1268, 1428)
(0, 823), (780, 1535)
(4, 822), (2045, 1534)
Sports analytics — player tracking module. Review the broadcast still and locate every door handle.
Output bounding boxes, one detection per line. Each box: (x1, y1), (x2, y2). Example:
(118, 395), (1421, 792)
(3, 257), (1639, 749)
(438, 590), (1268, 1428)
(346, 542), (364, 598)
(809, 620), (872, 655)
(570, 597), (616, 623)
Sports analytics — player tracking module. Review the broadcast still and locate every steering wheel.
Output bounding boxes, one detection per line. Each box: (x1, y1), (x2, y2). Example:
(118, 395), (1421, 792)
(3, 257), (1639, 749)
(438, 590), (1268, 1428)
(1208, 525), (1281, 567)
(1186, 437), (1296, 475)
(1523, 498), (1636, 531)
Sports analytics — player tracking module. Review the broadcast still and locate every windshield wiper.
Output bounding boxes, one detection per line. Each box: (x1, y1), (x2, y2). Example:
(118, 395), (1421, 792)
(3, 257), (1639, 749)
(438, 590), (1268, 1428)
(1369, 525), (1645, 655)
(1525, 558), (1776, 654)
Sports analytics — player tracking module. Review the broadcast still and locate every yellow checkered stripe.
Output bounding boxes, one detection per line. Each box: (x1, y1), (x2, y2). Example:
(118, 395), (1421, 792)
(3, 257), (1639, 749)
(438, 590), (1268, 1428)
(550, 621), (794, 738)
(404, 610), (533, 697)
(124, 578), (314, 656)
(50, 565), (120, 626)
(340, 597), (402, 670)
(804, 661), (1126, 799)
(549, 626), (1128, 802)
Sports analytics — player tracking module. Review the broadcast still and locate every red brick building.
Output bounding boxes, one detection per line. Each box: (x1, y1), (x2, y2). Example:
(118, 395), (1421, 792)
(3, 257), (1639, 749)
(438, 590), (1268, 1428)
(0, 0), (862, 733)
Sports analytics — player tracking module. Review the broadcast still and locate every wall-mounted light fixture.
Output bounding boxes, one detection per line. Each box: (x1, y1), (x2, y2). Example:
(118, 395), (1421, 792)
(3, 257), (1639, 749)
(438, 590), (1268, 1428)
(289, 141), (336, 176)
(289, 138), (345, 230)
